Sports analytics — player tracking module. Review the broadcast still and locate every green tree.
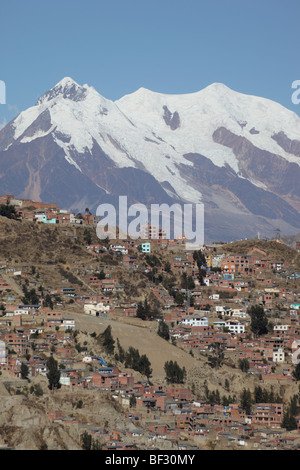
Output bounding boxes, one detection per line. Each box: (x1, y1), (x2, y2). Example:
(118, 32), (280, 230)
(115, 338), (125, 363)
(164, 360), (186, 384)
(96, 269), (106, 280)
(157, 320), (170, 341)
(0, 202), (20, 220)
(240, 388), (252, 415)
(281, 412), (297, 431)
(193, 250), (207, 282)
(238, 358), (250, 373)
(125, 347), (140, 370)
(43, 294), (54, 310)
(292, 363), (300, 381)
(129, 394), (136, 408)
(254, 385), (264, 403)
(124, 347), (152, 378)
(138, 354), (152, 379)
(20, 362), (29, 380)
(21, 285), (40, 305)
(248, 305), (268, 337)
(83, 228), (92, 245)
(46, 356), (61, 391)
(193, 250), (207, 270)
(207, 342), (224, 369)
(181, 272), (195, 290)
(136, 298), (154, 320)
(100, 326), (115, 355)
(174, 291), (185, 306)
(281, 396), (299, 432)
(208, 389), (221, 405)
(81, 431), (92, 450)
(164, 261), (171, 273)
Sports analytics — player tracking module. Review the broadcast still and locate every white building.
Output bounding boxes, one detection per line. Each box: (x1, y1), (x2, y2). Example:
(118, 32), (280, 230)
(273, 324), (290, 333)
(110, 244), (128, 255)
(231, 308), (249, 319)
(225, 321), (245, 334)
(209, 294), (220, 300)
(180, 316), (208, 327)
(215, 305), (232, 316)
(273, 348), (285, 363)
(212, 253), (225, 268)
(0, 340), (6, 365)
(140, 224), (159, 240)
(12, 308), (30, 316)
(84, 302), (110, 317)
(214, 320), (245, 334)
(62, 319), (75, 330)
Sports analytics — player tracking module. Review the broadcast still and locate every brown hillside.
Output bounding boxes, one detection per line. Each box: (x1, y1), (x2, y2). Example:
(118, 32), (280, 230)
(218, 238), (300, 267)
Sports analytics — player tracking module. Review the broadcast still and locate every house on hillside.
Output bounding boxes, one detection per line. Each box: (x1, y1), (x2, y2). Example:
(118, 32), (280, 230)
(83, 302), (110, 317)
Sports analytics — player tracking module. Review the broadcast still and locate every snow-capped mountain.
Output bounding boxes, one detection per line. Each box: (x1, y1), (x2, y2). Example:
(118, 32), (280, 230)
(0, 77), (300, 241)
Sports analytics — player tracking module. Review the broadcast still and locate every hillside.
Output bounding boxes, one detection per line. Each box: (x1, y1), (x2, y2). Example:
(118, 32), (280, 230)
(218, 238), (300, 267)
(0, 215), (97, 263)
(1, 214), (300, 450)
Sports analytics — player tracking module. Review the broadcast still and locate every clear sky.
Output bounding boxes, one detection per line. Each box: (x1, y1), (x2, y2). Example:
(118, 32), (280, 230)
(0, 0), (299, 127)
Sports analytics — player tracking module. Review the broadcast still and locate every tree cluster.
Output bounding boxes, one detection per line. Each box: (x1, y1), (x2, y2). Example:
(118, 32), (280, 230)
(192, 250), (207, 283)
(115, 340), (152, 379)
(81, 431), (102, 450)
(181, 272), (195, 290)
(157, 320), (170, 341)
(254, 385), (282, 404)
(136, 298), (160, 321)
(164, 360), (186, 384)
(281, 395), (300, 431)
(204, 385), (236, 406)
(238, 358), (250, 373)
(46, 356), (61, 391)
(248, 305), (268, 337)
(207, 342), (224, 369)
(240, 388), (252, 415)
(21, 285), (40, 305)
(98, 326), (115, 355)
(0, 202), (20, 220)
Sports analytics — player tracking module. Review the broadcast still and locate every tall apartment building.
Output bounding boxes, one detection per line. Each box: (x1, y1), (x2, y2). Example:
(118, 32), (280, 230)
(140, 224), (166, 239)
(0, 340), (6, 365)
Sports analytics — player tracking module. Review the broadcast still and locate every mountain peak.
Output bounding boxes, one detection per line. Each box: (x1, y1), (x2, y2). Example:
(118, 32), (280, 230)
(204, 82), (232, 92)
(36, 77), (88, 105)
(55, 76), (79, 88)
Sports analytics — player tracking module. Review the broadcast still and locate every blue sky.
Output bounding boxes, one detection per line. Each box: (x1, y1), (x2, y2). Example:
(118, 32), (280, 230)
(0, 0), (299, 126)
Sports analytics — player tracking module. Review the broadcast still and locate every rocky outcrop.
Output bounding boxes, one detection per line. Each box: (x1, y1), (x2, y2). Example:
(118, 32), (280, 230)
(213, 127), (300, 210)
(271, 131), (300, 157)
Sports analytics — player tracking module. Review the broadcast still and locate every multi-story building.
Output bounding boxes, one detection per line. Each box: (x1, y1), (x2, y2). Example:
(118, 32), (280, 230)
(140, 224), (159, 240)
(0, 340), (6, 364)
(3, 333), (29, 356)
(180, 316), (208, 327)
(251, 403), (284, 428)
(273, 347), (285, 363)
